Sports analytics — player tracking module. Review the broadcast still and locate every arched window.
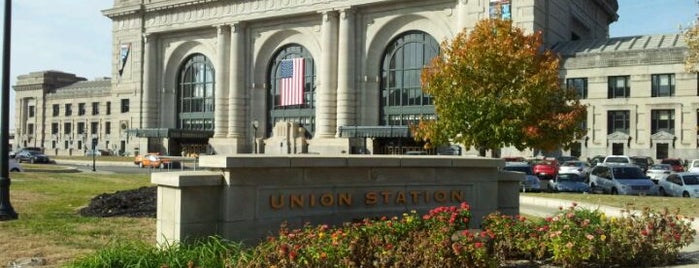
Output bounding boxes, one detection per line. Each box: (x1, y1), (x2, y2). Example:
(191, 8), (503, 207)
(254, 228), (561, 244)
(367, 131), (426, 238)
(177, 54), (215, 130)
(380, 31), (439, 125)
(267, 44), (316, 136)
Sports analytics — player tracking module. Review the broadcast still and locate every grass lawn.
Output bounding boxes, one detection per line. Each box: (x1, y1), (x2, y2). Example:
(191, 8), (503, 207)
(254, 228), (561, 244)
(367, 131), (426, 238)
(0, 165), (696, 266)
(522, 192), (699, 218)
(0, 164), (153, 267)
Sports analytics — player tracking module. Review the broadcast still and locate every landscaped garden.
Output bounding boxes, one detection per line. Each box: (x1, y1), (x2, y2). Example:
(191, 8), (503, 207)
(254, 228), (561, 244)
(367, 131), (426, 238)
(2, 165), (696, 267)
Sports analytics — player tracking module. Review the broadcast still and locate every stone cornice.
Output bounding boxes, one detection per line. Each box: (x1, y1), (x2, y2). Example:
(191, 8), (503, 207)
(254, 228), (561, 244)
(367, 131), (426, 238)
(102, 5), (142, 18)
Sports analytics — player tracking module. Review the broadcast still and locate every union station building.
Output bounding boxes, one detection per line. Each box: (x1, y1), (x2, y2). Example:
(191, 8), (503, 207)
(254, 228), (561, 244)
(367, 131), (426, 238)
(12, 0), (699, 161)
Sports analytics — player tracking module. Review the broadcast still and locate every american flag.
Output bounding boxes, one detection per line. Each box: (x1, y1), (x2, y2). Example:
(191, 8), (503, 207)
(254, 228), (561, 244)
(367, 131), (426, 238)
(280, 58), (305, 106)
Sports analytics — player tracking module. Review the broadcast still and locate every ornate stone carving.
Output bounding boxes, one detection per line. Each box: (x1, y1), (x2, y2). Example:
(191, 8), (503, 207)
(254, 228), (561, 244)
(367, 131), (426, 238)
(606, 131), (629, 141)
(650, 131), (675, 141)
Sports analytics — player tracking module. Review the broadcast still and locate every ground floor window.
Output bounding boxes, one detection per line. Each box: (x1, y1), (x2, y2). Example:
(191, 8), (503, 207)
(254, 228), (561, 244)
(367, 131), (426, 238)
(656, 143), (669, 159)
(612, 143), (624, 155)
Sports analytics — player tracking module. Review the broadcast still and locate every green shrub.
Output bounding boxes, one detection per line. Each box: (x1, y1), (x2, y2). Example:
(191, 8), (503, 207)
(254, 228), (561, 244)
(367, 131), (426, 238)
(69, 202), (695, 268)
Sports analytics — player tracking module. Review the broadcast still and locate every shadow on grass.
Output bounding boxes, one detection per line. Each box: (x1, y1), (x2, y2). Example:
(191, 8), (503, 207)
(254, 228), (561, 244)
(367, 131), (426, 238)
(23, 167), (81, 173)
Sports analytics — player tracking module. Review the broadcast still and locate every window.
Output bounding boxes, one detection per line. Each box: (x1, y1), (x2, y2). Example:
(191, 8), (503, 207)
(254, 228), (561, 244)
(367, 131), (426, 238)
(380, 31), (439, 126)
(651, 109), (675, 134)
(608, 76), (630, 98)
(77, 122), (85, 134)
(106, 102), (111, 115)
(121, 99), (129, 113)
(78, 103), (86, 116)
(52, 104), (59, 117)
(28, 105), (35, 117)
(105, 121), (111, 135)
(489, 0), (511, 20)
(27, 123), (34, 135)
(566, 78), (588, 99)
(92, 102), (99, 115)
(651, 74), (675, 97)
(51, 123), (59, 135)
(64, 123), (71, 134)
(65, 104), (72, 116)
(91, 122), (99, 135)
(267, 46), (316, 135)
(607, 110), (630, 134)
(178, 54), (215, 130)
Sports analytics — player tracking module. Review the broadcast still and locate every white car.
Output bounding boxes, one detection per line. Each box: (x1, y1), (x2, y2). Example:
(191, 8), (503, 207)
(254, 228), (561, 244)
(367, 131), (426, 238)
(558, 161), (590, 178)
(657, 173), (699, 198)
(687, 159), (699, 173)
(645, 164), (672, 184)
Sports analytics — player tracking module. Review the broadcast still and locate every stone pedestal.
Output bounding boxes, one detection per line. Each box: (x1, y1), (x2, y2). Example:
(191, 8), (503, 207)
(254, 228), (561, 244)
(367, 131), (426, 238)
(209, 137), (248, 155)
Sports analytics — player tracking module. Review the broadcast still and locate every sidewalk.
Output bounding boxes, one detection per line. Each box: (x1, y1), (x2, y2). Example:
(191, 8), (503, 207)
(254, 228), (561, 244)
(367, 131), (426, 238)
(54, 158), (135, 167)
(520, 195), (699, 267)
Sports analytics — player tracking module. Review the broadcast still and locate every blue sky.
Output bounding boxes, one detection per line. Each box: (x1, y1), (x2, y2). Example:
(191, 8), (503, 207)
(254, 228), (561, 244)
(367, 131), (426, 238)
(0, 0), (697, 131)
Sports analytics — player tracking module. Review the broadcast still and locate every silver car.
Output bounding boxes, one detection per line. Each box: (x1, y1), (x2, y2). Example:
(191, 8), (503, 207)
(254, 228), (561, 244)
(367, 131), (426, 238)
(657, 173), (699, 198)
(503, 162), (541, 192)
(588, 163), (657, 195)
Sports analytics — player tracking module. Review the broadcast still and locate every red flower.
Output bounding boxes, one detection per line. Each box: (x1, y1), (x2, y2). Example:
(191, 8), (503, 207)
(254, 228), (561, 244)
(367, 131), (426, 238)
(474, 242), (483, 248)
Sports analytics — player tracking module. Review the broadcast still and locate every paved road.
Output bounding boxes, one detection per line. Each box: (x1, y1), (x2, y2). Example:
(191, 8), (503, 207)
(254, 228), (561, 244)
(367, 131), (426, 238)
(520, 195), (699, 267)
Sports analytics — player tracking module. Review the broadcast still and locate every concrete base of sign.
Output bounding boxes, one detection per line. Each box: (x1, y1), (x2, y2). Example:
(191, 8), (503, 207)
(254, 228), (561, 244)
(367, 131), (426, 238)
(151, 155), (521, 245)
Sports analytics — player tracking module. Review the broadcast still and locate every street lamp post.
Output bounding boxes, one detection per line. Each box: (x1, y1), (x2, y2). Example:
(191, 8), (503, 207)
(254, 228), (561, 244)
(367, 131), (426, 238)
(91, 138), (97, 172)
(0, 0), (18, 221)
(252, 120), (258, 154)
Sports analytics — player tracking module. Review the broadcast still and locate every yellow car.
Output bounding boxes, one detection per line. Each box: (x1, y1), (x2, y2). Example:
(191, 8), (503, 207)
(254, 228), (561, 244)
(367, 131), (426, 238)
(134, 153), (173, 168)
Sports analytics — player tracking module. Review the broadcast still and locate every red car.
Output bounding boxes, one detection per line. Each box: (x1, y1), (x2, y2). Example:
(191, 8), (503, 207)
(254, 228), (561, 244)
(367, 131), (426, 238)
(532, 159), (558, 181)
(660, 158), (685, 172)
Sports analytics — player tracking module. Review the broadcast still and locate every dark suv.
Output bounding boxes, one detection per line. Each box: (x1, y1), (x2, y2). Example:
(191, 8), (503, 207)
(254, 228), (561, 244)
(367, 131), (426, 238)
(630, 156), (654, 172)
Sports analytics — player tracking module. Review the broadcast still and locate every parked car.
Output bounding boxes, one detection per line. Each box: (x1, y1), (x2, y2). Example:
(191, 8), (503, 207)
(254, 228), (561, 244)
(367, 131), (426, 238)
(8, 158), (22, 172)
(630, 156), (654, 173)
(657, 173), (699, 198)
(660, 158), (685, 172)
(85, 149), (111, 156)
(645, 164), (673, 184)
(134, 153), (178, 168)
(603, 155), (632, 164)
(531, 159), (558, 181)
(503, 162), (541, 192)
(687, 159), (699, 173)
(549, 173), (590, 193)
(15, 150), (51, 164)
(558, 160), (591, 178)
(588, 155), (606, 166)
(556, 155), (578, 163)
(588, 163), (657, 195)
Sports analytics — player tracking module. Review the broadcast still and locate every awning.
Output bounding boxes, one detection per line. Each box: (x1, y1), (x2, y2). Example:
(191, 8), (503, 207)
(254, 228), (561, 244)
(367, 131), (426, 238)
(338, 125), (411, 138)
(127, 128), (214, 139)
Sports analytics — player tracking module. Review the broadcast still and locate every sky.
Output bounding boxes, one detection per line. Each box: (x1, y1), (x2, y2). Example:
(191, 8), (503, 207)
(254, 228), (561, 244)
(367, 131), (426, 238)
(0, 0), (697, 131)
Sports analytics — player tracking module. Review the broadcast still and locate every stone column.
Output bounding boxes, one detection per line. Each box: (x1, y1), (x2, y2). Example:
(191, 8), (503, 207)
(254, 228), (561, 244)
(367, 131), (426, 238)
(336, 8), (356, 134)
(457, 0), (468, 30)
(228, 22), (245, 139)
(214, 25), (230, 138)
(142, 33), (157, 128)
(315, 11), (339, 139)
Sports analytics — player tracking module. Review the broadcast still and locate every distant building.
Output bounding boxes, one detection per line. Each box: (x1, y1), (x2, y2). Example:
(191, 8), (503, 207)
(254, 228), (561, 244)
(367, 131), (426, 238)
(17, 1), (698, 161)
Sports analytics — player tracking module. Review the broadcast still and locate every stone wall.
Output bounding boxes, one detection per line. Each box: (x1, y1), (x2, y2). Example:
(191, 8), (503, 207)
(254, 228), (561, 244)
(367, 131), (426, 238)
(151, 155), (521, 245)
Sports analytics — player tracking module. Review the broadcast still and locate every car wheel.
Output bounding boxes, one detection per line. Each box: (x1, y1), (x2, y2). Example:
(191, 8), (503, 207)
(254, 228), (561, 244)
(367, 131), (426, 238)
(683, 191), (690, 198)
(10, 168), (19, 172)
(658, 187), (666, 196)
(138, 162), (144, 168)
(611, 188), (618, 195)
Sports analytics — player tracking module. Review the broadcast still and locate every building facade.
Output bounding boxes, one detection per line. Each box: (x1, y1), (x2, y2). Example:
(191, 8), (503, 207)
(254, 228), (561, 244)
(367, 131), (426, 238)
(21, 0), (694, 161)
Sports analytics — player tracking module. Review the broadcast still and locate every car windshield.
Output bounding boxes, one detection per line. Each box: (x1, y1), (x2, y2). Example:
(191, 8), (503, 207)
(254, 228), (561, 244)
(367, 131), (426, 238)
(606, 157), (629, 163)
(562, 161), (582, 167)
(558, 174), (583, 182)
(612, 167), (646, 179)
(662, 159), (681, 165)
(683, 175), (699, 185)
(631, 158), (647, 166)
(649, 164), (671, 171)
(504, 166), (533, 175)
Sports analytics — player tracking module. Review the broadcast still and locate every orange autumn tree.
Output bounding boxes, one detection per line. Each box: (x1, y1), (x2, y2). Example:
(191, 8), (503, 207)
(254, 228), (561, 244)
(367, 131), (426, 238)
(414, 19), (586, 155)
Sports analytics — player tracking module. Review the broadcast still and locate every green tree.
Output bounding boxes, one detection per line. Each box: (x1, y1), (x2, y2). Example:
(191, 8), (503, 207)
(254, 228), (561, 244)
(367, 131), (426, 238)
(413, 19), (586, 156)
(682, 1), (699, 72)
